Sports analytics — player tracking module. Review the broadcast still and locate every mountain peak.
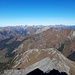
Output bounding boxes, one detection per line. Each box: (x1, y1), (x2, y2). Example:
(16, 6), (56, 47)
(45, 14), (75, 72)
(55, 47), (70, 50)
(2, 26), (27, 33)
(4, 48), (73, 75)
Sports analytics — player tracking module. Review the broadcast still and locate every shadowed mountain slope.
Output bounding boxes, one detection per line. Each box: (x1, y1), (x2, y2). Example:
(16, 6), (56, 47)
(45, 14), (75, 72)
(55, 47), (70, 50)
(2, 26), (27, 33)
(27, 68), (67, 75)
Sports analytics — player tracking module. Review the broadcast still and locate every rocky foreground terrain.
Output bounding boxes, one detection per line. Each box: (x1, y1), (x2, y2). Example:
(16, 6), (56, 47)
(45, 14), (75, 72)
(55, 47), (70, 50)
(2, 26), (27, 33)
(0, 25), (75, 75)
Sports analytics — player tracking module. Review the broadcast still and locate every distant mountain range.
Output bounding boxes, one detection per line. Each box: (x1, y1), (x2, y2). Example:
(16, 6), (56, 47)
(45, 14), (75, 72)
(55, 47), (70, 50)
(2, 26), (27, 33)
(0, 25), (75, 75)
(0, 25), (75, 41)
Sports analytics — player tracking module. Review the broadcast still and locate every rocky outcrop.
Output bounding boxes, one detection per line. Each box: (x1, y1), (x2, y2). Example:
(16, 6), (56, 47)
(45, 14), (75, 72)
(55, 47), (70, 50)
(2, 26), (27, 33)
(2, 48), (75, 75)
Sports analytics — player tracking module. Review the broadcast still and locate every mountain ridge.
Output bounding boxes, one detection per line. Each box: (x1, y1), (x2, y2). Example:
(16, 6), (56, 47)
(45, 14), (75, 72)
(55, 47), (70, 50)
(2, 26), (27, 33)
(0, 25), (75, 75)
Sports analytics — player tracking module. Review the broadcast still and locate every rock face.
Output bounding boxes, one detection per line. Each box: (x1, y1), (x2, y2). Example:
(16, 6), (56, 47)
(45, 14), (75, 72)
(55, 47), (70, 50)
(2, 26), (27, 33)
(2, 48), (75, 75)
(35, 26), (50, 34)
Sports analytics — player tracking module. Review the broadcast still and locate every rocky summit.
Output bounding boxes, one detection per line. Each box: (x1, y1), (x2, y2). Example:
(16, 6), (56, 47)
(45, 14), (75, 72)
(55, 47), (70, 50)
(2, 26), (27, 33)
(2, 48), (75, 75)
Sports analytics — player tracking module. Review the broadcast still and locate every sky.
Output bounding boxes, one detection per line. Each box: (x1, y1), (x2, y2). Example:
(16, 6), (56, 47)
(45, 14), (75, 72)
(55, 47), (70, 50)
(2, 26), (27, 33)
(0, 0), (75, 27)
